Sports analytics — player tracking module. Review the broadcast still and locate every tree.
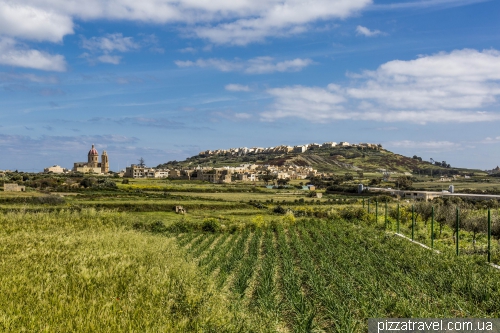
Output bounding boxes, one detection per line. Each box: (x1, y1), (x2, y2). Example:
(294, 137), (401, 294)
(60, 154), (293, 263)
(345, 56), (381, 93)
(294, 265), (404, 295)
(396, 176), (413, 190)
(259, 171), (273, 185)
(277, 178), (290, 186)
(344, 172), (354, 181)
(80, 177), (94, 188)
(138, 157), (146, 167)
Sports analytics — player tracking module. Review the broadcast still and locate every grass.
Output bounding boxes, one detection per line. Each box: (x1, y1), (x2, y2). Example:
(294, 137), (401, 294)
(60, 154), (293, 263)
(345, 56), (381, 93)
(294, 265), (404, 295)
(2, 185), (500, 332)
(0, 209), (268, 332)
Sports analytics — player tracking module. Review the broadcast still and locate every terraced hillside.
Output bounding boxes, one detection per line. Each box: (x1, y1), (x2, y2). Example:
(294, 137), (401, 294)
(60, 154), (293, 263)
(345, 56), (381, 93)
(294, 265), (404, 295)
(158, 146), (484, 175)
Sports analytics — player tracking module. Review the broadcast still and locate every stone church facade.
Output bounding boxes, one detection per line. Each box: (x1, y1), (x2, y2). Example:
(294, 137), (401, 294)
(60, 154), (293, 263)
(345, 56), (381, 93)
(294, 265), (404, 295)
(73, 144), (109, 174)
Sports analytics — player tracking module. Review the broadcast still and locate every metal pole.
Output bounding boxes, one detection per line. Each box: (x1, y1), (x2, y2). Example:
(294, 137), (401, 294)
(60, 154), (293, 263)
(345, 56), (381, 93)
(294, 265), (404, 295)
(431, 206), (434, 249)
(385, 201), (388, 229)
(488, 209), (491, 263)
(456, 207), (459, 256)
(376, 200), (378, 224)
(411, 204), (415, 241)
(397, 203), (400, 234)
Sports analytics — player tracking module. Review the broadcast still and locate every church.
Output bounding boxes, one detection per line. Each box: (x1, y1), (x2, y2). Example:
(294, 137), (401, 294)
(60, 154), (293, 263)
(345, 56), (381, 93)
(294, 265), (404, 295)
(73, 144), (109, 174)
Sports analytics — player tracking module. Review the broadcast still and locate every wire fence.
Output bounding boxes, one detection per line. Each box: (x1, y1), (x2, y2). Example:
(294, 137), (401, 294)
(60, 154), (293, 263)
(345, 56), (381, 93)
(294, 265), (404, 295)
(361, 198), (499, 264)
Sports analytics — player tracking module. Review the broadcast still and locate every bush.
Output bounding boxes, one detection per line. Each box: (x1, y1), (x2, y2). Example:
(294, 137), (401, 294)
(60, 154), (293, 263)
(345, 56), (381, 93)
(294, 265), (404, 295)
(250, 215), (266, 229)
(202, 218), (221, 233)
(149, 221), (167, 233)
(37, 195), (65, 205)
(273, 205), (286, 214)
(281, 212), (296, 226)
(339, 206), (368, 221)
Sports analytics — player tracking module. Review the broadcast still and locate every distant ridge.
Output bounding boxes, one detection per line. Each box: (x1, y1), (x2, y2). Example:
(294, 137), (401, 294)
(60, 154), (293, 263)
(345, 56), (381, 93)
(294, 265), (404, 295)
(158, 142), (484, 176)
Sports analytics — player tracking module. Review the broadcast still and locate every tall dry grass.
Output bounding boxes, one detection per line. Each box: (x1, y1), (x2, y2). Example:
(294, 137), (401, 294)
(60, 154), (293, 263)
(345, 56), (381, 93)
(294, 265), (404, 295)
(0, 209), (256, 332)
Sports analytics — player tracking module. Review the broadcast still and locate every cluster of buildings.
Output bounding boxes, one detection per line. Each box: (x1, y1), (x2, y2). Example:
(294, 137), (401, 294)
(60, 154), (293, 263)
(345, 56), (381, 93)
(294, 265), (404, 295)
(124, 163), (320, 183)
(199, 142), (381, 157)
(42, 144), (110, 175)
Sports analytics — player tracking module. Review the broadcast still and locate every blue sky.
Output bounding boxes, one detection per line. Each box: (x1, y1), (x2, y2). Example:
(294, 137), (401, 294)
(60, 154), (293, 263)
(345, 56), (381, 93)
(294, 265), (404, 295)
(0, 0), (499, 172)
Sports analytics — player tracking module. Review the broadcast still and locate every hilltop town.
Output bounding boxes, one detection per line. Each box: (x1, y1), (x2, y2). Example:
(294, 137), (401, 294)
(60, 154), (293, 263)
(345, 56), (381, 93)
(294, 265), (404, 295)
(198, 141), (381, 157)
(124, 141), (384, 183)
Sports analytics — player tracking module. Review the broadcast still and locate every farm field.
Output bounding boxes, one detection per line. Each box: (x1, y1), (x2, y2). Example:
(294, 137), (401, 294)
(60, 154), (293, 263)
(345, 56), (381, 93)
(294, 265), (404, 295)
(172, 219), (500, 332)
(1, 179), (500, 332)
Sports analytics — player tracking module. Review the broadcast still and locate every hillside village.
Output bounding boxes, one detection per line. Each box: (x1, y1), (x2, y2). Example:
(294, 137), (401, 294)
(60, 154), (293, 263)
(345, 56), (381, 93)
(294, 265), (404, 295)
(198, 141), (381, 157)
(125, 142), (383, 183)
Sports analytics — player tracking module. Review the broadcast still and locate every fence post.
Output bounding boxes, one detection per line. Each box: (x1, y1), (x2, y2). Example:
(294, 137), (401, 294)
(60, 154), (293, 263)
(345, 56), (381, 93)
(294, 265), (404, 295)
(456, 207), (459, 256)
(431, 206), (434, 249)
(397, 203), (400, 234)
(363, 198), (365, 209)
(411, 204), (415, 241)
(385, 201), (388, 229)
(368, 198), (370, 214)
(376, 200), (378, 225)
(488, 208), (491, 263)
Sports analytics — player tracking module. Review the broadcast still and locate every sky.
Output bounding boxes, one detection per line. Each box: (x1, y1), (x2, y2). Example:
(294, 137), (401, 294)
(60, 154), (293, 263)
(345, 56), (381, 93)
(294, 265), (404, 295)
(0, 0), (499, 172)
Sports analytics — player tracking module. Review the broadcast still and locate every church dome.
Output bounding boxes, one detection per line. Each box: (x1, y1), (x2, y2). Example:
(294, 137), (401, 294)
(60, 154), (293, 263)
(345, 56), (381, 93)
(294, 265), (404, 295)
(88, 144), (98, 156)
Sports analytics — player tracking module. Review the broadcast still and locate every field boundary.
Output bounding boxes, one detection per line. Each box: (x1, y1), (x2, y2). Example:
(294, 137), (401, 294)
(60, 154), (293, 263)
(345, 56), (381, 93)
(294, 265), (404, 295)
(391, 232), (441, 253)
(390, 232), (500, 271)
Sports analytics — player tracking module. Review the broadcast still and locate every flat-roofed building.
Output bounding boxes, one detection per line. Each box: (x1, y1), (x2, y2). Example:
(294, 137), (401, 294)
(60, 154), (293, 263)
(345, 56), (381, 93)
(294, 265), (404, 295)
(3, 183), (26, 192)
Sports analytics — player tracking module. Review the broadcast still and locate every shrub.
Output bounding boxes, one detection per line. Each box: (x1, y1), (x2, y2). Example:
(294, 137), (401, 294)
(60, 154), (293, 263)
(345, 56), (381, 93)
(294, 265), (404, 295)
(281, 212), (296, 226)
(202, 218), (221, 233)
(149, 221), (167, 233)
(339, 206), (368, 221)
(250, 215), (266, 229)
(36, 195), (65, 205)
(273, 205), (286, 214)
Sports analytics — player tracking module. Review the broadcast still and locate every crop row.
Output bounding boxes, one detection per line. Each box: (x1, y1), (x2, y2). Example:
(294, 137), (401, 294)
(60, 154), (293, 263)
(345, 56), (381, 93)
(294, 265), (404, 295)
(176, 220), (500, 332)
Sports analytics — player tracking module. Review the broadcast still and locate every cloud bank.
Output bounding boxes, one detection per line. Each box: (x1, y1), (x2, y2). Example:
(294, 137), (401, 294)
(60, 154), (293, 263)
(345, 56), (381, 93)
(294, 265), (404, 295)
(261, 49), (500, 123)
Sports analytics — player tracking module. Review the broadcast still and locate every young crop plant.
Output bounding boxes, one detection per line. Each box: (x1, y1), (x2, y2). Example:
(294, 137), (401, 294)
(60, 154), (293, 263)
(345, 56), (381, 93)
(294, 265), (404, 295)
(232, 229), (262, 297)
(275, 225), (316, 332)
(251, 230), (278, 314)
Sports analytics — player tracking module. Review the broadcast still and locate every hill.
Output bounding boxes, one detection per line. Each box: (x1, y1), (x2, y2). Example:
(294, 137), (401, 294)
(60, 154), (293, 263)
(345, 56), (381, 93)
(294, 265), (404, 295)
(158, 145), (485, 176)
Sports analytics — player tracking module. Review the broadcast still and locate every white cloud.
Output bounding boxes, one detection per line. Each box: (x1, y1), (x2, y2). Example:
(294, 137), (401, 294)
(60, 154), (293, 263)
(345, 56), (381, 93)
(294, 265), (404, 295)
(193, 0), (372, 45)
(348, 49), (500, 110)
(82, 33), (139, 53)
(0, 37), (66, 71)
(175, 58), (241, 72)
(479, 136), (500, 144)
(245, 57), (313, 74)
(225, 84), (250, 92)
(175, 56), (313, 74)
(2, 0), (372, 46)
(261, 48), (500, 123)
(97, 55), (122, 65)
(356, 25), (383, 37)
(0, 2), (73, 42)
(80, 33), (139, 65)
(179, 47), (197, 53)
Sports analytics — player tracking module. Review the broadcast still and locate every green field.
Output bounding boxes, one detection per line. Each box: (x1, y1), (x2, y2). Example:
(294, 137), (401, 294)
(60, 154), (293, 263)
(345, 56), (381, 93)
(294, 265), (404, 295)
(1, 179), (500, 332)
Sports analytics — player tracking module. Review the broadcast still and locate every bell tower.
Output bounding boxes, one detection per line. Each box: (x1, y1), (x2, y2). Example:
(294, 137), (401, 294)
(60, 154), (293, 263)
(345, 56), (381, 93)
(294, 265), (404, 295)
(88, 144), (99, 168)
(101, 151), (109, 173)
